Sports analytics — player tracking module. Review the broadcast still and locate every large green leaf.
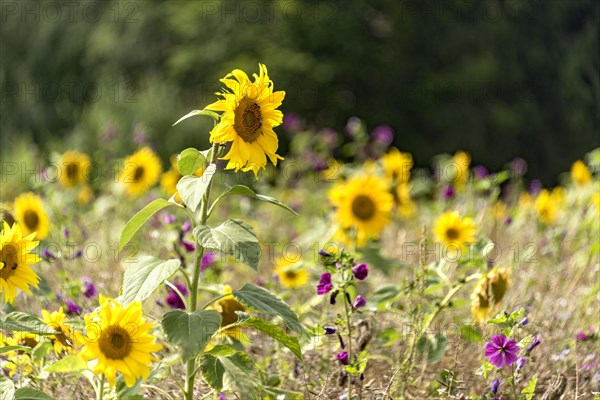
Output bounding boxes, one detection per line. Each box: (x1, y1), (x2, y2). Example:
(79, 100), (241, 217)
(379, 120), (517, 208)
(200, 345), (261, 397)
(121, 257), (181, 305)
(31, 341), (52, 362)
(416, 332), (447, 364)
(0, 345), (30, 354)
(118, 198), (173, 252)
(232, 284), (305, 335)
(161, 310), (221, 363)
(1, 312), (58, 335)
(44, 355), (87, 373)
(176, 164), (217, 212)
(173, 109), (220, 126)
(240, 317), (302, 360)
(177, 148), (206, 175)
(194, 220), (260, 270)
(14, 388), (53, 400)
(213, 185), (298, 215)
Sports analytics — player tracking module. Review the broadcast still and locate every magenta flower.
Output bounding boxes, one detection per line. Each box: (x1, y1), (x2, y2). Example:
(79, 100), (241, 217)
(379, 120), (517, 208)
(182, 220), (192, 233)
(81, 277), (97, 299)
(201, 252), (217, 271)
(485, 335), (519, 368)
(351, 263), (369, 280)
(166, 283), (189, 310)
(65, 299), (82, 315)
(317, 273), (333, 295)
(163, 214), (176, 224)
(516, 357), (526, 370)
(337, 351), (349, 365)
(181, 239), (195, 252)
(353, 295), (367, 308)
(442, 184), (455, 200)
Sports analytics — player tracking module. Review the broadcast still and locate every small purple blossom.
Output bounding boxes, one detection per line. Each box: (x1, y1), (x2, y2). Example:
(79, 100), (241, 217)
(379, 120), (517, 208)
(353, 295), (367, 308)
(527, 337), (541, 353)
(490, 378), (500, 394)
(330, 290), (339, 305)
(42, 248), (56, 260)
(474, 165), (489, 180)
(65, 299), (82, 315)
(442, 184), (455, 200)
(81, 277), (97, 299)
(516, 357), (526, 371)
(520, 317), (529, 326)
(201, 252), (216, 271)
(485, 335), (519, 368)
(181, 240), (195, 252)
(371, 125), (394, 146)
(317, 273), (333, 295)
(576, 328), (594, 342)
(63, 227), (69, 240)
(166, 283), (189, 310)
(182, 220), (192, 233)
(218, 394), (226, 400)
(319, 249), (331, 257)
(511, 157), (527, 177)
(337, 351), (349, 365)
(324, 326), (336, 335)
(528, 179), (542, 195)
(163, 214), (176, 224)
(351, 263), (369, 280)
(504, 216), (512, 225)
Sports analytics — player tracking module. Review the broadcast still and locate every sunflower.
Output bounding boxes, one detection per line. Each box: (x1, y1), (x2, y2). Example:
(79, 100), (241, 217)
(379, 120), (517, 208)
(13, 192), (49, 239)
(119, 147), (162, 197)
(160, 155), (205, 200)
(78, 296), (162, 387)
(471, 268), (511, 322)
(382, 147), (413, 183)
(329, 175), (393, 246)
(5, 331), (39, 349)
(534, 189), (558, 224)
(433, 211), (477, 256)
(274, 258), (309, 289)
(571, 160), (592, 186)
(518, 192), (533, 209)
(77, 185), (94, 206)
(1, 354), (33, 378)
(394, 183), (416, 218)
(58, 150), (91, 188)
(452, 151), (471, 188)
(204, 64), (285, 176)
(0, 221), (40, 303)
(41, 307), (74, 354)
(211, 285), (248, 342)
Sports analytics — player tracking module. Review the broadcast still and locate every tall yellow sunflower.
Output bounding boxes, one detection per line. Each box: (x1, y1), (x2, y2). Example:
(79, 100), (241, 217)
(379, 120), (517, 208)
(78, 296), (162, 387)
(433, 211), (477, 257)
(41, 307), (74, 354)
(394, 183), (416, 218)
(452, 151), (471, 188)
(471, 268), (511, 322)
(204, 64), (285, 176)
(273, 258), (309, 289)
(0, 222), (40, 303)
(13, 192), (49, 239)
(534, 189), (558, 224)
(329, 175), (394, 246)
(571, 160), (592, 186)
(382, 147), (413, 183)
(119, 147), (162, 197)
(58, 150), (92, 188)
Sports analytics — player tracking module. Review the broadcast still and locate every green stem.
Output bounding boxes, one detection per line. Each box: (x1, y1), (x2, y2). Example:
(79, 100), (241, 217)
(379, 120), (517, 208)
(184, 142), (220, 400)
(97, 375), (105, 400)
(201, 293), (229, 309)
(342, 283), (353, 399)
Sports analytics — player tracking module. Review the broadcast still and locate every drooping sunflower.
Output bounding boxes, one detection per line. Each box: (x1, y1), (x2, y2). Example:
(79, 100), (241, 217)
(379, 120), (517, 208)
(534, 189), (558, 224)
(433, 211), (477, 256)
(13, 192), (49, 239)
(41, 307), (74, 354)
(119, 147), (162, 197)
(78, 296), (162, 387)
(204, 64), (285, 176)
(329, 175), (394, 245)
(471, 268), (511, 322)
(571, 160), (592, 186)
(382, 147), (413, 183)
(452, 151), (471, 188)
(273, 258), (309, 289)
(394, 183), (416, 218)
(0, 221), (40, 303)
(58, 150), (92, 188)
(211, 285), (248, 342)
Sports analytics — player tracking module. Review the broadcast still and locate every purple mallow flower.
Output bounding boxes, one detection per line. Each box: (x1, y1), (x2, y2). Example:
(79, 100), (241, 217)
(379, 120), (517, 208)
(516, 357), (526, 371)
(324, 326), (336, 335)
(485, 335), (519, 368)
(353, 295), (367, 308)
(42, 248), (56, 260)
(337, 351), (349, 365)
(371, 125), (394, 146)
(81, 277), (97, 299)
(166, 283), (189, 310)
(527, 337), (541, 353)
(442, 185), (455, 200)
(182, 220), (192, 233)
(163, 214), (176, 224)
(474, 165), (489, 180)
(520, 317), (529, 326)
(490, 378), (500, 394)
(201, 252), (216, 271)
(330, 290), (339, 305)
(65, 299), (82, 315)
(181, 239), (195, 252)
(576, 328), (594, 342)
(317, 273), (333, 295)
(351, 264), (369, 280)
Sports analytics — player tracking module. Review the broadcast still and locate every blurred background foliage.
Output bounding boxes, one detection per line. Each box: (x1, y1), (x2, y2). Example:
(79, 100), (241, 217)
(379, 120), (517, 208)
(1, 0), (598, 184)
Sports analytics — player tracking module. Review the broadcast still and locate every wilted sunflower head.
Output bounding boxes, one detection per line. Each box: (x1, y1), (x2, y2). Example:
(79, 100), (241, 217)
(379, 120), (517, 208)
(471, 268), (511, 322)
(211, 285), (249, 342)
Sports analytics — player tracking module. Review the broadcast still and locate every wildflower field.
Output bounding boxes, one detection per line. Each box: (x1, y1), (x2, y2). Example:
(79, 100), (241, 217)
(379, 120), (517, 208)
(1, 62), (599, 400)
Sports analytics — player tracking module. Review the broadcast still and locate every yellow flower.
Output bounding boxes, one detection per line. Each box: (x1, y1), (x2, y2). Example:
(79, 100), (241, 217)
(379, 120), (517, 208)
(58, 150), (91, 187)
(160, 155), (205, 200)
(471, 268), (511, 322)
(571, 160), (592, 186)
(77, 185), (94, 206)
(321, 159), (342, 181)
(518, 192), (533, 209)
(592, 192), (600, 213)
(382, 147), (413, 183)
(205, 64), (285, 176)
(433, 211), (477, 256)
(452, 151), (471, 188)
(41, 307), (74, 355)
(13, 192), (49, 239)
(535, 189), (558, 224)
(119, 147), (162, 197)
(1, 354), (33, 377)
(0, 222), (40, 303)
(328, 175), (393, 245)
(5, 331), (39, 349)
(273, 258), (309, 289)
(78, 296), (162, 387)
(211, 285), (248, 342)
(394, 183), (416, 218)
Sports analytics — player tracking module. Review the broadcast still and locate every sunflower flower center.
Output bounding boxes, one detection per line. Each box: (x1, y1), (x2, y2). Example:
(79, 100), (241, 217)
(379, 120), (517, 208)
(445, 227), (459, 240)
(234, 97), (262, 143)
(219, 298), (246, 326)
(23, 210), (39, 231)
(98, 325), (132, 360)
(0, 244), (19, 278)
(351, 195), (376, 220)
(284, 270), (297, 280)
(133, 166), (145, 181)
(19, 336), (38, 348)
(65, 164), (79, 181)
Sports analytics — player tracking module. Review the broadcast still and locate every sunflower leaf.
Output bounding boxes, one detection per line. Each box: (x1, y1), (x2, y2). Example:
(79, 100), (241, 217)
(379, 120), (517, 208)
(118, 198), (174, 253)
(194, 220), (260, 270)
(200, 345), (260, 396)
(161, 310), (221, 363)
(177, 148), (206, 175)
(121, 257), (181, 306)
(43, 355), (87, 373)
(1, 312), (58, 335)
(176, 164), (217, 212)
(0, 375), (15, 400)
(239, 317), (302, 360)
(232, 284), (305, 335)
(173, 109), (220, 126)
(212, 185), (298, 215)
(14, 388), (53, 400)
